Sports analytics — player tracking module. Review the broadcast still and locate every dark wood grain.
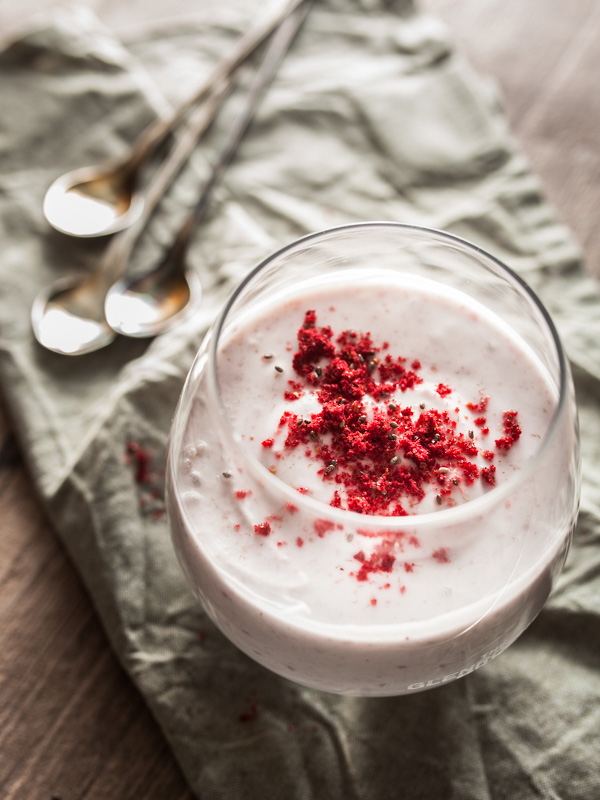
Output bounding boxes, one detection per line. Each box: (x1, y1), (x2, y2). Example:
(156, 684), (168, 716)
(421, 0), (600, 281)
(0, 1), (599, 798)
(0, 403), (194, 800)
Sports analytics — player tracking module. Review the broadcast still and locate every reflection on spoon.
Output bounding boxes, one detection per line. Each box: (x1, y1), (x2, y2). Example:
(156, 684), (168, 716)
(32, 297), (113, 355)
(104, 263), (202, 338)
(41, 0), (306, 238)
(43, 167), (142, 238)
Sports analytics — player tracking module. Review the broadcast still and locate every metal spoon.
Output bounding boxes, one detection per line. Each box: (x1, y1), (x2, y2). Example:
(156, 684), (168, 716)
(105, 3), (310, 338)
(32, 3), (309, 355)
(42, 0), (305, 238)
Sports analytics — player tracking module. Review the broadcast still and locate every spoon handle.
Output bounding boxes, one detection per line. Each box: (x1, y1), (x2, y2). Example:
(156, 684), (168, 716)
(171, 0), (311, 257)
(142, 78), (234, 222)
(98, 75), (236, 291)
(126, 0), (308, 176)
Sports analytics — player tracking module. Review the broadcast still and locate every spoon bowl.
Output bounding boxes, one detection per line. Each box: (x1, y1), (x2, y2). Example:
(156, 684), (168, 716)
(105, 261), (202, 338)
(31, 272), (117, 355)
(43, 163), (144, 238)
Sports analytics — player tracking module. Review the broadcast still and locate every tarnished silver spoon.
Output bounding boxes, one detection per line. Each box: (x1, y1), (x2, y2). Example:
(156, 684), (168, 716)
(32, 3), (309, 355)
(104, 3), (310, 339)
(42, 0), (305, 238)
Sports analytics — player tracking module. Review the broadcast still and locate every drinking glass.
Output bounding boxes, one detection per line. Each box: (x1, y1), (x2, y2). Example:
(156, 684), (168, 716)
(166, 222), (580, 696)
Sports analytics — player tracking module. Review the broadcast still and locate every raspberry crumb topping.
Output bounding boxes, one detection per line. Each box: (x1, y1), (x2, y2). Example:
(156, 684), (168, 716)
(265, 311), (520, 516)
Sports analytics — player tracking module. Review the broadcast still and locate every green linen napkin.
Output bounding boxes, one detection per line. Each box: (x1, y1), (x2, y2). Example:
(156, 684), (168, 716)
(1, 1), (599, 797)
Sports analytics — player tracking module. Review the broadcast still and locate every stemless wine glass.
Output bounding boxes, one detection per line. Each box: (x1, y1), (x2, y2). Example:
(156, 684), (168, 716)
(165, 222), (580, 696)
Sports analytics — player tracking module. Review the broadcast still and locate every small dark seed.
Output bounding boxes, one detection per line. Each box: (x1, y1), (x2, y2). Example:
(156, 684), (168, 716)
(274, 365), (284, 373)
(262, 353), (274, 360)
(419, 402), (426, 410)
(223, 471), (232, 478)
(436, 494), (442, 505)
(390, 456), (399, 465)
(452, 478), (459, 486)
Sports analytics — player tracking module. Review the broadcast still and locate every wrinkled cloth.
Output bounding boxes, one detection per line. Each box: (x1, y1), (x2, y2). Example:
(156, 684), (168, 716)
(1, 1), (599, 798)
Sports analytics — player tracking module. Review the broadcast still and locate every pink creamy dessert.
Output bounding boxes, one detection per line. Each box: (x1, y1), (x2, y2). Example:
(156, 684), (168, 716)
(167, 269), (577, 695)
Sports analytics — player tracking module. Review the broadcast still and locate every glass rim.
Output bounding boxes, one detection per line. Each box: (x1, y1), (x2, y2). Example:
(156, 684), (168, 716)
(206, 221), (569, 531)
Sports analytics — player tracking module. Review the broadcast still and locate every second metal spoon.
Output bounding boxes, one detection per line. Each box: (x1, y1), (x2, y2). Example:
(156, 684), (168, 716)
(105, 3), (310, 338)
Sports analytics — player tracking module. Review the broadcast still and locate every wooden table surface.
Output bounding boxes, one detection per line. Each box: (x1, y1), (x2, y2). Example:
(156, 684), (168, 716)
(1, 1), (599, 798)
